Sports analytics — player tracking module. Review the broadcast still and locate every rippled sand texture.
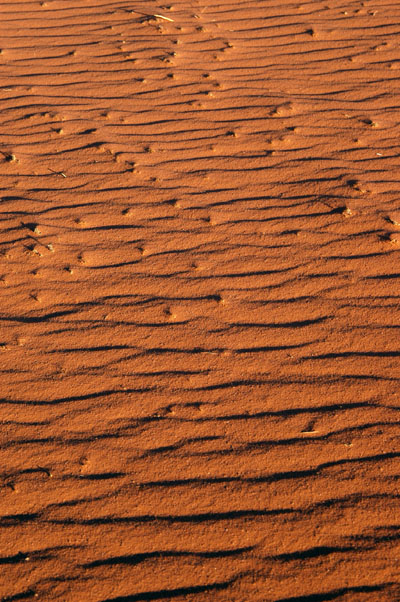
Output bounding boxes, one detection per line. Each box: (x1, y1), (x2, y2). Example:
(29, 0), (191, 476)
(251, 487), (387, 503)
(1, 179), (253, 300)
(1, 0), (400, 600)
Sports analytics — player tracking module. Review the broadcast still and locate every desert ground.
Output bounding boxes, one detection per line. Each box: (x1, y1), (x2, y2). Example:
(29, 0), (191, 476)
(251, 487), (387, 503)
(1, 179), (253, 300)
(1, 0), (400, 600)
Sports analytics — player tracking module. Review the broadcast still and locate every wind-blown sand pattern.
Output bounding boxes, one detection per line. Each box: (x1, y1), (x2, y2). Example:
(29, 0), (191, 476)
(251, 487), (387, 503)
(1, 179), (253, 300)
(1, 0), (400, 600)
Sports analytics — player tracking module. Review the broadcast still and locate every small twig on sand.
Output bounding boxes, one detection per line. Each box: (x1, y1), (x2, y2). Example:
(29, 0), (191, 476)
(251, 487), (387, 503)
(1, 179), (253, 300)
(153, 14), (174, 22)
(48, 167), (67, 178)
(129, 9), (174, 22)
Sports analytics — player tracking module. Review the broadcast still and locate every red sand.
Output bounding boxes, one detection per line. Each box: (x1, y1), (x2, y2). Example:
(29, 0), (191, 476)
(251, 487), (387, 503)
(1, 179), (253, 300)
(1, 1), (400, 600)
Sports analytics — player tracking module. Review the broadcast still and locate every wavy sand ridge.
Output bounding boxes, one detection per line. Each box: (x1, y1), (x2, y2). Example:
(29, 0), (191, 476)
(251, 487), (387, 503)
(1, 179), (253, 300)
(1, 0), (400, 600)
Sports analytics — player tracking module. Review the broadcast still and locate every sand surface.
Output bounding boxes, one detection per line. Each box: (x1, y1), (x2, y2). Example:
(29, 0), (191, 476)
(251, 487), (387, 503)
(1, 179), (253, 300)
(1, 0), (400, 600)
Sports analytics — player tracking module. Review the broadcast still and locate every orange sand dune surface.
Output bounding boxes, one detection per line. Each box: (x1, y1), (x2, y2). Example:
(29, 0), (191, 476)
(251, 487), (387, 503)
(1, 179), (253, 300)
(1, 0), (400, 600)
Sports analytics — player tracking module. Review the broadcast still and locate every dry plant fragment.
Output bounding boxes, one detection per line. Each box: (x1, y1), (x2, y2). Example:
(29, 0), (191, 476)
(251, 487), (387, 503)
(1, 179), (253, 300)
(133, 10), (174, 23)
(387, 233), (400, 245)
(342, 207), (353, 217)
(387, 215), (400, 227)
(48, 167), (66, 177)
(153, 14), (174, 22)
